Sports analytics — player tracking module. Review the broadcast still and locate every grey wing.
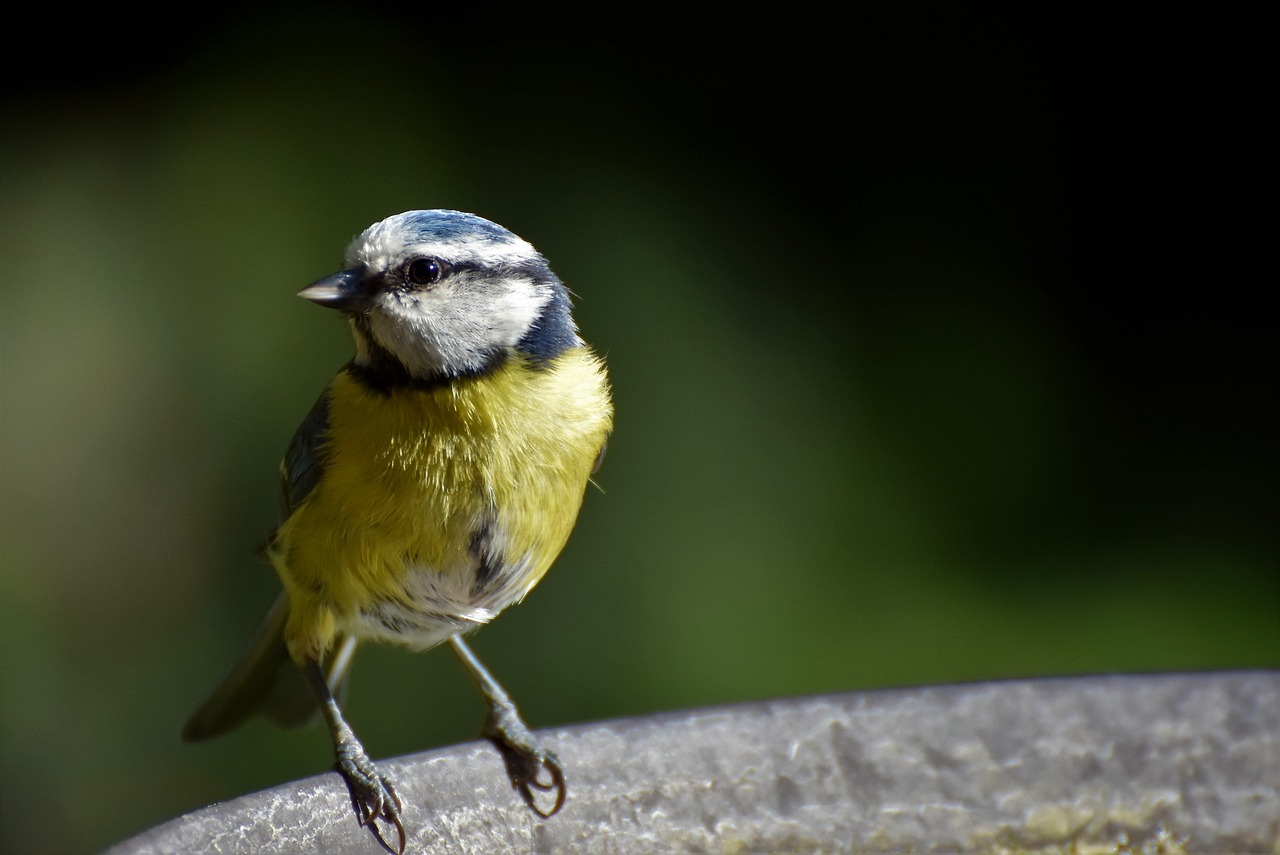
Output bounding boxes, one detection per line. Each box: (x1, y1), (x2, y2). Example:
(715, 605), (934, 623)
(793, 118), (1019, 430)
(183, 385), (349, 740)
(274, 385), (357, 712)
(278, 387), (332, 521)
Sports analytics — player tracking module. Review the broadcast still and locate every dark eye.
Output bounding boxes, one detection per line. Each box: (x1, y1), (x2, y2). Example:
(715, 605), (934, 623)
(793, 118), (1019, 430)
(406, 257), (445, 286)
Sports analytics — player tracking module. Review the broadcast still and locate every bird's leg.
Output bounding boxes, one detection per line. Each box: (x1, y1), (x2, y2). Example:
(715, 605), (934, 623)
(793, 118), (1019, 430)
(304, 660), (405, 854)
(449, 634), (567, 817)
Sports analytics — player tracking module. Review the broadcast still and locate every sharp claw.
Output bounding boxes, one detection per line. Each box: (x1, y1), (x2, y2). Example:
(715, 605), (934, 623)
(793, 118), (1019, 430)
(523, 755), (567, 817)
(336, 750), (406, 853)
(374, 810), (406, 855)
(491, 737), (567, 818)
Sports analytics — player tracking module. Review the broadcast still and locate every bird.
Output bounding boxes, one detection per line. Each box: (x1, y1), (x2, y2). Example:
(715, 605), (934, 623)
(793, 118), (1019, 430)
(182, 209), (613, 853)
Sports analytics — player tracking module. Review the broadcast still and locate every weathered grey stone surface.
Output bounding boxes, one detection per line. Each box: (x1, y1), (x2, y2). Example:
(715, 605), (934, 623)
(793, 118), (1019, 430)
(105, 672), (1279, 853)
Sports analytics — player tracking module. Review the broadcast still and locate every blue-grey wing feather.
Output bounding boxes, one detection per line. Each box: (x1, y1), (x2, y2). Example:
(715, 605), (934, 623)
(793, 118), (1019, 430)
(183, 385), (340, 740)
(279, 388), (332, 520)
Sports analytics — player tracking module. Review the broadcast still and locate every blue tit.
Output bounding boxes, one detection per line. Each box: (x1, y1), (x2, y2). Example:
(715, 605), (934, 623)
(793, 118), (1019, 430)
(183, 210), (613, 852)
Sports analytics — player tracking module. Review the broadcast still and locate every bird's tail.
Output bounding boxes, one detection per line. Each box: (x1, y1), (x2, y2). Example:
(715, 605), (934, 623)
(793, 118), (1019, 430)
(182, 592), (356, 740)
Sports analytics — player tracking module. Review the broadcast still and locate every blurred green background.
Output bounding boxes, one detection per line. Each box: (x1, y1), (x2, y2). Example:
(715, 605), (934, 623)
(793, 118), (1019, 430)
(1, 8), (1274, 853)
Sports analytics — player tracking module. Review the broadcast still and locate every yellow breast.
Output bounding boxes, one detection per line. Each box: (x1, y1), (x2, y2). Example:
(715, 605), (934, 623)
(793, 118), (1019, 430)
(271, 348), (612, 661)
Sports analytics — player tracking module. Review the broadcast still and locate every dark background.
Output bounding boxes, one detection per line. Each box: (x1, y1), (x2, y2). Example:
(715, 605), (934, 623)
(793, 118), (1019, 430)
(1, 9), (1273, 853)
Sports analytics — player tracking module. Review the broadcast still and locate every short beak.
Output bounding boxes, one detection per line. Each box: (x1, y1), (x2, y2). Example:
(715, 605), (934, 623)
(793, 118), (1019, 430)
(298, 268), (375, 312)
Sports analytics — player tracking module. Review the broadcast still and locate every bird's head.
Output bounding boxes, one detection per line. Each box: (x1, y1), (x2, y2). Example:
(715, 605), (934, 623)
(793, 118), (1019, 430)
(300, 210), (581, 384)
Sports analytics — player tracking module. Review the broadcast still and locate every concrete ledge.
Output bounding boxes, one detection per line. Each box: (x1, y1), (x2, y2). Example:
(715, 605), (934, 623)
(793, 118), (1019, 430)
(105, 672), (1279, 854)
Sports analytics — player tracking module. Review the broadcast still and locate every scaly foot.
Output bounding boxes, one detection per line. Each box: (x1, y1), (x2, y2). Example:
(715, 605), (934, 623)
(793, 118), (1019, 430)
(335, 738), (405, 854)
(483, 698), (567, 817)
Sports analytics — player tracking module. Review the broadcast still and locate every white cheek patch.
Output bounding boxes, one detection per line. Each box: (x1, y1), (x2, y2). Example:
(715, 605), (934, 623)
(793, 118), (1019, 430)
(365, 278), (552, 377)
(366, 308), (439, 375)
(487, 277), (550, 347)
